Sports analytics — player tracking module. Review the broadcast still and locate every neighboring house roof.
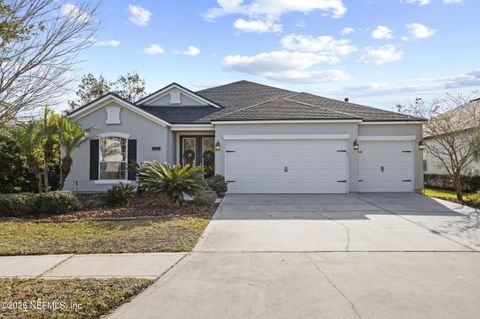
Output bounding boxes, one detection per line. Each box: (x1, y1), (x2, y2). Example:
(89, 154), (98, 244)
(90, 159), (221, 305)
(424, 97), (480, 139)
(69, 80), (425, 124)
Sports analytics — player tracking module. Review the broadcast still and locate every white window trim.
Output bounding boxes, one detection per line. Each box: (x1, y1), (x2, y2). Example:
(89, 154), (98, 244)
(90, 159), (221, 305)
(222, 134), (351, 141)
(97, 132), (131, 139)
(98, 136), (128, 181)
(94, 180), (133, 185)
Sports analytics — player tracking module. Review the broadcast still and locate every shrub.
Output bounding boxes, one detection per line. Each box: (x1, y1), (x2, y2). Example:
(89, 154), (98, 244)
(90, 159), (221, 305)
(424, 173), (480, 192)
(0, 193), (37, 216)
(36, 191), (80, 214)
(193, 190), (217, 206)
(207, 175), (228, 195)
(0, 191), (80, 217)
(103, 183), (135, 207)
(138, 162), (206, 204)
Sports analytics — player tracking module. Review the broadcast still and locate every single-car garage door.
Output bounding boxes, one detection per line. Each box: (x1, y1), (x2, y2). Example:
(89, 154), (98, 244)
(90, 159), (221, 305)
(358, 140), (414, 192)
(224, 136), (349, 193)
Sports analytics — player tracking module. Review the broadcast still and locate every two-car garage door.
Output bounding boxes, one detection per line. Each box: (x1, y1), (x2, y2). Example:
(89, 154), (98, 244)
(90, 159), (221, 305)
(224, 136), (415, 194)
(224, 137), (349, 193)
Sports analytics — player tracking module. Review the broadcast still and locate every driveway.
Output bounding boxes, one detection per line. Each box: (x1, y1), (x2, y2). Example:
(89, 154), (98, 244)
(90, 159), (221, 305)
(109, 193), (480, 319)
(194, 193), (479, 252)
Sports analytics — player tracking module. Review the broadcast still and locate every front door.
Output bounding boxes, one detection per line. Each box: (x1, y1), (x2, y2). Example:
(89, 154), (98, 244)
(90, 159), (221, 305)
(181, 136), (215, 175)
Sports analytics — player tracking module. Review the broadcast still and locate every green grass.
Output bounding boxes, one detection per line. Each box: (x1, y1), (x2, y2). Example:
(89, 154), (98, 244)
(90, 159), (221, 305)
(0, 278), (152, 319)
(423, 188), (480, 207)
(0, 217), (210, 255)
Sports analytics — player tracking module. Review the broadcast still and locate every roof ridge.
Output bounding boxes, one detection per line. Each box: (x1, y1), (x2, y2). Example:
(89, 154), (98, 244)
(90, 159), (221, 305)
(214, 92), (300, 120)
(284, 95), (361, 119)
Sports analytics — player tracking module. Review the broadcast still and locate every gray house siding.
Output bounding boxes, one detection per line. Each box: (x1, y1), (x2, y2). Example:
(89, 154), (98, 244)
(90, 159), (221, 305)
(65, 101), (170, 192)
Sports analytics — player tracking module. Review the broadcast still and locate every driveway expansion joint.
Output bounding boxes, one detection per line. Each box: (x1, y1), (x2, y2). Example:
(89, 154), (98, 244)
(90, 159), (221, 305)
(36, 254), (75, 279)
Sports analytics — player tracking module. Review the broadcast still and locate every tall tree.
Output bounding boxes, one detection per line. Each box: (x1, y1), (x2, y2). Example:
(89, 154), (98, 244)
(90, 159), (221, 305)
(68, 71), (147, 111)
(56, 115), (91, 189)
(0, 0), (100, 125)
(405, 94), (480, 201)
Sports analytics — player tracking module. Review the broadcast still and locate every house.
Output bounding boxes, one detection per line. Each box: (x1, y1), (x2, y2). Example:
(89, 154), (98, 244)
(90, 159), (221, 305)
(66, 80), (425, 193)
(423, 98), (480, 176)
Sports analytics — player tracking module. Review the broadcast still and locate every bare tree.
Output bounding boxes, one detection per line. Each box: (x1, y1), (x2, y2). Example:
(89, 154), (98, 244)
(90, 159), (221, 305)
(406, 94), (480, 201)
(0, 0), (101, 125)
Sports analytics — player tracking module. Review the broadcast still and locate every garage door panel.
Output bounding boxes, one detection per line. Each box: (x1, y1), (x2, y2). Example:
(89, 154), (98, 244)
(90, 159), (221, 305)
(225, 139), (348, 194)
(359, 141), (414, 192)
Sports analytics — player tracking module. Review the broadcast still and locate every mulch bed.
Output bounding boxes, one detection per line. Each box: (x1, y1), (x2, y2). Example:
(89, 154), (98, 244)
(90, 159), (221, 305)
(15, 194), (216, 222)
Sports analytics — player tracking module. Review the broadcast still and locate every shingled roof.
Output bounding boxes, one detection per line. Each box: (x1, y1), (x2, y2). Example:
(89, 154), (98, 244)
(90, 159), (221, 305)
(135, 80), (423, 123)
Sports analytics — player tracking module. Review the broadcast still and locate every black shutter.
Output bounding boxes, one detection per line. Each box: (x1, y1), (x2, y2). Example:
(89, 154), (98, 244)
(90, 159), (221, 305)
(128, 139), (137, 180)
(89, 139), (99, 180)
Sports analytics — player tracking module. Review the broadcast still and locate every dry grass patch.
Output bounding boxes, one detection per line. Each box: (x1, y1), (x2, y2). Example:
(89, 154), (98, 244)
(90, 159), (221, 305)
(0, 278), (152, 319)
(0, 217), (210, 255)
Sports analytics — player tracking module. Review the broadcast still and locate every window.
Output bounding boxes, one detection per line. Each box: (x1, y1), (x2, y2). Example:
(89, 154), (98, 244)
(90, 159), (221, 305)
(99, 137), (127, 180)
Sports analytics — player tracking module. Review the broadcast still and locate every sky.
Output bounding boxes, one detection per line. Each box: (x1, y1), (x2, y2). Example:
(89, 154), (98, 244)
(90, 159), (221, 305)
(64, 0), (480, 113)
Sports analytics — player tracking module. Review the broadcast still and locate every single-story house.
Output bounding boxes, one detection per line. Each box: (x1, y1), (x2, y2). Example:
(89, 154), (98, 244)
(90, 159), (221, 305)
(423, 97), (480, 176)
(66, 80), (425, 193)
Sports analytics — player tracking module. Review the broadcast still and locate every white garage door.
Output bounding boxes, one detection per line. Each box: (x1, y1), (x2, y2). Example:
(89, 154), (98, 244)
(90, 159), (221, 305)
(224, 138), (348, 193)
(358, 140), (414, 192)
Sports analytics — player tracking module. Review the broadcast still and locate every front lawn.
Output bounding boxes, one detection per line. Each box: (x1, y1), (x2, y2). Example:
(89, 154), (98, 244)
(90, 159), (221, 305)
(423, 188), (480, 207)
(0, 217), (210, 255)
(0, 278), (152, 319)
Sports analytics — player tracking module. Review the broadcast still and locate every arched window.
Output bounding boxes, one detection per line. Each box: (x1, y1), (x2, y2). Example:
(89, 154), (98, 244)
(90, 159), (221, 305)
(99, 136), (127, 180)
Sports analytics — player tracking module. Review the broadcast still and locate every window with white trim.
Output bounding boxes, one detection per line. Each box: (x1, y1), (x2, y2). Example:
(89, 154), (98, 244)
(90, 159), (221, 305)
(99, 137), (127, 180)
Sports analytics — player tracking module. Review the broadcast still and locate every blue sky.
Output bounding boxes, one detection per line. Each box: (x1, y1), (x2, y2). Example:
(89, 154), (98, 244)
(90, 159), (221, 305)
(68, 0), (480, 112)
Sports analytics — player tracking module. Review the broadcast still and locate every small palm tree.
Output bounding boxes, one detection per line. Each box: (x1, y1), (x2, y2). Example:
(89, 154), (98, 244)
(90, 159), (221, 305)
(41, 105), (59, 191)
(138, 162), (206, 204)
(57, 115), (92, 189)
(9, 122), (44, 193)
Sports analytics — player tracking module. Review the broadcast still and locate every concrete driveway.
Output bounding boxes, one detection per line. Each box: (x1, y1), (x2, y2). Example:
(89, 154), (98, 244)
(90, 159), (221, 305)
(109, 193), (480, 319)
(194, 193), (479, 252)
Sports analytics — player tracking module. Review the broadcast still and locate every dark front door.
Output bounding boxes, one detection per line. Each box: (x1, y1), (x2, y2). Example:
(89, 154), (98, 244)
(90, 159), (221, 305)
(181, 136), (215, 175)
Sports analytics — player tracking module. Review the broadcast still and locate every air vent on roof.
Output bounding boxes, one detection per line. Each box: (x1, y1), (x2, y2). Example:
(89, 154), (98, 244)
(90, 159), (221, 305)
(344, 98), (349, 102)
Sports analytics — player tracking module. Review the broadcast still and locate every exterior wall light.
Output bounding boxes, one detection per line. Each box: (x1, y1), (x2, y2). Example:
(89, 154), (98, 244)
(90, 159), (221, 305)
(353, 140), (359, 151)
(215, 140), (221, 151)
(418, 140), (425, 150)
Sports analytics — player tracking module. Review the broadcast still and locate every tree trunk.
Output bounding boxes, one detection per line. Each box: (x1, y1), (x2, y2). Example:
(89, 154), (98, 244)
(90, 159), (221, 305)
(59, 157), (64, 190)
(37, 174), (43, 194)
(59, 155), (72, 190)
(43, 165), (49, 192)
(453, 174), (463, 201)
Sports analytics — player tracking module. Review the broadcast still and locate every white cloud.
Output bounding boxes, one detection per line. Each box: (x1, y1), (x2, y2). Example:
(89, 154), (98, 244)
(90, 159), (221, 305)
(372, 25), (393, 40)
(174, 45), (201, 56)
(281, 34), (357, 56)
(404, 0), (431, 6)
(357, 45), (404, 65)
(443, 0), (463, 3)
(341, 27), (354, 35)
(234, 18), (282, 33)
(296, 20), (306, 28)
(143, 44), (165, 55)
(222, 50), (350, 83)
(60, 4), (90, 23)
(92, 38), (120, 47)
(406, 23), (435, 39)
(128, 5), (151, 26)
(204, 0), (347, 21)
(341, 69), (480, 96)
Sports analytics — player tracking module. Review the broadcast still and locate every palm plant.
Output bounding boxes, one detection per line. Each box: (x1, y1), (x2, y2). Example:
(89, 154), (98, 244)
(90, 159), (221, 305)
(9, 122), (44, 193)
(138, 162), (206, 204)
(56, 115), (92, 189)
(41, 105), (59, 191)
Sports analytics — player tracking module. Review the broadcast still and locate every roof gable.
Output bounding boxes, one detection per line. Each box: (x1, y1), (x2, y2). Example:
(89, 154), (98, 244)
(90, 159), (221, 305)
(68, 93), (170, 127)
(136, 83), (223, 108)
